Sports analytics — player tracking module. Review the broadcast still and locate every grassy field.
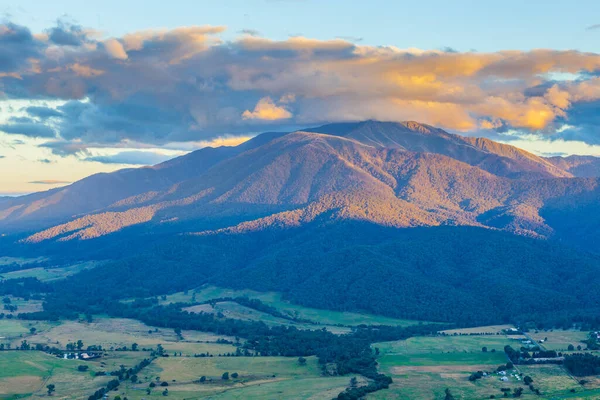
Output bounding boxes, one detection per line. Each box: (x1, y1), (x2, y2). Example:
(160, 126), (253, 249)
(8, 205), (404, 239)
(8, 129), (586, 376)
(0, 257), (45, 266)
(183, 301), (351, 334)
(529, 330), (590, 351)
(116, 355), (362, 400)
(164, 285), (425, 328)
(0, 261), (99, 282)
(0, 350), (117, 398)
(368, 328), (600, 400)
(0, 320), (58, 344)
(20, 318), (239, 355)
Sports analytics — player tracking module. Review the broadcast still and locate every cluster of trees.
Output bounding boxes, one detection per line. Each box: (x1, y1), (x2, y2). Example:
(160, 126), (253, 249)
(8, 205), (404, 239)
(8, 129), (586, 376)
(87, 358), (152, 399)
(564, 353), (600, 376)
(504, 345), (562, 365)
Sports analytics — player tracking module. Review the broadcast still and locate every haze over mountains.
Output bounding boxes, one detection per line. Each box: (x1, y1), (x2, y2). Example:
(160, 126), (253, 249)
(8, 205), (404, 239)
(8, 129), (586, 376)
(1, 121), (599, 249)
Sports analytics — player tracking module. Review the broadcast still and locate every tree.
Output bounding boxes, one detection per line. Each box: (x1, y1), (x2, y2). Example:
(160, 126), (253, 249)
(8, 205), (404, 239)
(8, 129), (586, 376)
(568, 344), (575, 351)
(482, 346), (488, 352)
(298, 356), (307, 365)
(30, 327), (36, 335)
(231, 372), (239, 379)
(77, 365), (89, 372)
(131, 374), (138, 383)
(131, 343), (139, 351)
(523, 376), (533, 385)
(444, 388), (455, 400)
(222, 372), (229, 380)
(47, 384), (55, 396)
(160, 381), (169, 387)
(2, 297), (10, 304)
(199, 376), (206, 383)
(162, 389), (169, 396)
(76, 340), (84, 350)
(350, 377), (358, 388)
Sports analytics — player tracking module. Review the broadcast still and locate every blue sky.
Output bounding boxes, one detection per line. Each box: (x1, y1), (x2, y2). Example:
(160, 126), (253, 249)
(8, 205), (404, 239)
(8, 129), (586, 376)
(1, 0), (600, 194)
(4, 0), (600, 52)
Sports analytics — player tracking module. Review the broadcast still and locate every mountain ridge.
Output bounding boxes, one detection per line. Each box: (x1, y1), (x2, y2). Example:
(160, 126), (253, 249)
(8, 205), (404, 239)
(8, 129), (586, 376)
(1, 121), (599, 250)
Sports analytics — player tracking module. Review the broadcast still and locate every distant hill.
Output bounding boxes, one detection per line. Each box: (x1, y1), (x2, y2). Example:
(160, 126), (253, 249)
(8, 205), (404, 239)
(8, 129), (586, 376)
(546, 155), (600, 177)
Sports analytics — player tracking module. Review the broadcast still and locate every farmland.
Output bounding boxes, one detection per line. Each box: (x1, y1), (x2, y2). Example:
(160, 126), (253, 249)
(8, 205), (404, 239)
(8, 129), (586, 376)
(4, 283), (600, 399)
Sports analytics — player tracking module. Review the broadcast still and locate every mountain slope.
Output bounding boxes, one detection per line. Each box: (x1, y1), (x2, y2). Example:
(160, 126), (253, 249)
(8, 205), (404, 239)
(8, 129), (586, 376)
(2, 120), (599, 250)
(0, 132), (289, 233)
(18, 130), (600, 247)
(546, 155), (600, 177)
(308, 120), (571, 179)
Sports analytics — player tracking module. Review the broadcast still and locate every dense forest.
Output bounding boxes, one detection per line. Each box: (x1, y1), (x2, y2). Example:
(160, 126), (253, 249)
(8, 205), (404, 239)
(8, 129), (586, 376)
(9, 222), (599, 328)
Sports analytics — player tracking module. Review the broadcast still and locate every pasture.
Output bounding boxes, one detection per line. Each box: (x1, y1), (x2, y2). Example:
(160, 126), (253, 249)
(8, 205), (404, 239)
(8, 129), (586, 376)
(0, 261), (99, 282)
(167, 285), (423, 328)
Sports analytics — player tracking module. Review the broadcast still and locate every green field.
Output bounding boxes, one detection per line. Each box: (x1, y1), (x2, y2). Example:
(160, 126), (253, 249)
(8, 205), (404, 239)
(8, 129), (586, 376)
(0, 261), (99, 282)
(367, 329), (600, 399)
(0, 350), (115, 398)
(183, 301), (352, 334)
(116, 355), (363, 400)
(529, 330), (590, 351)
(165, 285), (424, 328)
(19, 318), (240, 356)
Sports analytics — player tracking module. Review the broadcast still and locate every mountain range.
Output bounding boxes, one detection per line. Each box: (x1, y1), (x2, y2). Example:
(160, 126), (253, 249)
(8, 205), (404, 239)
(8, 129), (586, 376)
(4, 120), (600, 324)
(1, 121), (599, 250)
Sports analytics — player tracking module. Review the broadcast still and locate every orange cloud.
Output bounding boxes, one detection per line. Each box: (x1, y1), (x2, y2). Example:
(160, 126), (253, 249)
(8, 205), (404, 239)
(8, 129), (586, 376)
(242, 97), (293, 121)
(104, 39), (127, 60)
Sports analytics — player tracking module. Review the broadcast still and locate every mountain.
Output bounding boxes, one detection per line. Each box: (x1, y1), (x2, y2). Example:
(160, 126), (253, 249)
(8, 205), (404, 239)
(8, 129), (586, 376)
(307, 121), (571, 179)
(2, 121), (599, 250)
(0, 133), (287, 233)
(4, 120), (600, 328)
(546, 155), (600, 177)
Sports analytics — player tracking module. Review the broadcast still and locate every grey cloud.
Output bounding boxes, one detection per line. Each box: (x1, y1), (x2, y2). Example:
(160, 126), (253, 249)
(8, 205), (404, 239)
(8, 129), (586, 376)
(28, 179), (71, 184)
(25, 106), (64, 119)
(586, 24), (600, 31)
(239, 29), (260, 36)
(0, 22), (41, 72)
(0, 122), (56, 138)
(47, 21), (87, 46)
(336, 36), (363, 43)
(84, 151), (175, 165)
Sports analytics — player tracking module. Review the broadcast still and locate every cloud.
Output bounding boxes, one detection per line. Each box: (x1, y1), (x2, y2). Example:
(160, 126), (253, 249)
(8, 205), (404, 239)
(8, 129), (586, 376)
(46, 21), (88, 46)
(84, 150), (175, 165)
(0, 22), (42, 72)
(103, 39), (128, 60)
(239, 29), (260, 36)
(242, 97), (293, 120)
(586, 24), (600, 31)
(28, 180), (71, 184)
(25, 106), (63, 119)
(1, 20), (600, 155)
(0, 122), (56, 138)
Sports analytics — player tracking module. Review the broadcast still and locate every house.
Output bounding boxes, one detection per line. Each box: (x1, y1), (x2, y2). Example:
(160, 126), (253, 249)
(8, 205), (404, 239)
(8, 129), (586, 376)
(498, 371), (507, 376)
(500, 377), (509, 382)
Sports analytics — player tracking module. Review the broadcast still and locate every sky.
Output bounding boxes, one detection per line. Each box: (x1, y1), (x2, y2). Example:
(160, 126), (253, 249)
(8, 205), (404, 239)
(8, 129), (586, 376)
(1, 0), (600, 194)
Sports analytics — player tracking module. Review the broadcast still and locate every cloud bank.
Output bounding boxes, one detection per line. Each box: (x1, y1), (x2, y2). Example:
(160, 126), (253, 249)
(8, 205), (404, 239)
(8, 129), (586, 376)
(1, 21), (600, 158)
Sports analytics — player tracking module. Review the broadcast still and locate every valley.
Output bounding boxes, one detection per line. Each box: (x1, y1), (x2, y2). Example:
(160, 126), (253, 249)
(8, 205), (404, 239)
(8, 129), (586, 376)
(3, 282), (600, 399)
